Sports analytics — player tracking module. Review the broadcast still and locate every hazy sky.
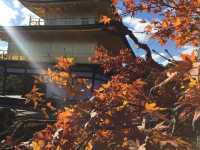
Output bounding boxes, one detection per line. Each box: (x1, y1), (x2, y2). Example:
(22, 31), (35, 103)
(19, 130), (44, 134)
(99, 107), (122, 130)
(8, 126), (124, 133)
(0, 0), (194, 64)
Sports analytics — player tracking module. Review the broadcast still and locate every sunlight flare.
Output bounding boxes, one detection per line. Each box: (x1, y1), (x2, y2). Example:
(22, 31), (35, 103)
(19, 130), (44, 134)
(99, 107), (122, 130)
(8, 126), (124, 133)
(2, 26), (44, 73)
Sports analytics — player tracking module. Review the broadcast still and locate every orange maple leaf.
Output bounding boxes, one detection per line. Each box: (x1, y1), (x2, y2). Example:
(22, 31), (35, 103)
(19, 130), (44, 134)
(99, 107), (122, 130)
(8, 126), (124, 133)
(100, 16), (111, 25)
(159, 38), (166, 45)
(181, 51), (197, 63)
(111, 0), (118, 5)
(145, 24), (152, 32)
(97, 130), (112, 138)
(162, 20), (169, 29)
(145, 102), (160, 111)
(141, 3), (149, 11)
(174, 17), (181, 27)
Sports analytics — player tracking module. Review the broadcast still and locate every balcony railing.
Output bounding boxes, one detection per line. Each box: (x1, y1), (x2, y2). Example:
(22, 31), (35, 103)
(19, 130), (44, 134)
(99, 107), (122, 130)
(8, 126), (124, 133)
(0, 51), (28, 61)
(0, 50), (91, 63)
(0, 50), (49, 62)
(29, 16), (99, 26)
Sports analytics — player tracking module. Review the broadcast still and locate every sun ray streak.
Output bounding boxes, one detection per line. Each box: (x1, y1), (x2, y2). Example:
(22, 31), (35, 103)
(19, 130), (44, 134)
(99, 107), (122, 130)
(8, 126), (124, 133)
(3, 26), (44, 73)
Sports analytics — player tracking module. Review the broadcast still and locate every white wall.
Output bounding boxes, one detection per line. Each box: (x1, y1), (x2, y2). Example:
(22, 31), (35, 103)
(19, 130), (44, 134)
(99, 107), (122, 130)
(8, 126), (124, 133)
(8, 38), (96, 63)
(7, 28), (126, 63)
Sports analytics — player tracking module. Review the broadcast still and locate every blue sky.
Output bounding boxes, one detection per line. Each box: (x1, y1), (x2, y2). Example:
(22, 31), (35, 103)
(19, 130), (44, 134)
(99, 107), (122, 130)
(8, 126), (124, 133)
(0, 0), (194, 64)
(0, 0), (37, 50)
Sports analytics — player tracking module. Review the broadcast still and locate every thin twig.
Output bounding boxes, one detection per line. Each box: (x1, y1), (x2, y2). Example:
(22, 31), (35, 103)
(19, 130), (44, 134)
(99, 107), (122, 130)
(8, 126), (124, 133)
(149, 72), (178, 97)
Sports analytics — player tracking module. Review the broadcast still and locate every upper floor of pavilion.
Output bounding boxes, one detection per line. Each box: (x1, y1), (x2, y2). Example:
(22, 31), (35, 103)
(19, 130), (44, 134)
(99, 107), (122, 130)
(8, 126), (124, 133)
(19, 0), (112, 26)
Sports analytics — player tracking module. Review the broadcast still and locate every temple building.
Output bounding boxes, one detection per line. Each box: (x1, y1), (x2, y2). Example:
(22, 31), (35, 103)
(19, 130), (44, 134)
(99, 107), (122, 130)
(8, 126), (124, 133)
(0, 0), (126, 96)
(0, 0), (125, 63)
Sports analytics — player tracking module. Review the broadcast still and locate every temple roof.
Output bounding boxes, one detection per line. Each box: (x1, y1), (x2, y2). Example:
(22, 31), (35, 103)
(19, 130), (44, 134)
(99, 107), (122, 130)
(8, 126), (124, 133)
(0, 24), (103, 31)
(19, 0), (98, 4)
(18, 0), (112, 18)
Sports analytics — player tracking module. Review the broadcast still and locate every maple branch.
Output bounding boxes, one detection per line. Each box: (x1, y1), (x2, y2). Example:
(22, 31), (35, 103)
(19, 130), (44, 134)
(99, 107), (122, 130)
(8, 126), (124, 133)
(103, 22), (136, 57)
(103, 20), (164, 69)
(152, 49), (176, 64)
(104, 21), (151, 58)
(160, 0), (176, 9)
(149, 72), (178, 97)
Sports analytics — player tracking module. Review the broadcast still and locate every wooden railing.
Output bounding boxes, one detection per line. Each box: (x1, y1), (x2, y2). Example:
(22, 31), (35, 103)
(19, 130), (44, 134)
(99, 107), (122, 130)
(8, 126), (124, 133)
(29, 16), (98, 26)
(29, 17), (44, 26)
(0, 51), (91, 63)
(0, 50), (27, 61)
(0, 50), (55, 62)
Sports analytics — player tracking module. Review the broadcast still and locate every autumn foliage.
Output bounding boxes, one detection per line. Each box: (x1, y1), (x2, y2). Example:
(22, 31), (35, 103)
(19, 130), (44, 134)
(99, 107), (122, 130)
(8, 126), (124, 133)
(2, 0), (200, 150)
(109, 0), (200, 47)
(16, 47), (199, 150)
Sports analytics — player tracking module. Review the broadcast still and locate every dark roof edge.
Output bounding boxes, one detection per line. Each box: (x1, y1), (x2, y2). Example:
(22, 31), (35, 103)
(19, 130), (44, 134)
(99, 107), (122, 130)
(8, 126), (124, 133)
(19, 0), (99, 4)
(0, 24), (104, 32)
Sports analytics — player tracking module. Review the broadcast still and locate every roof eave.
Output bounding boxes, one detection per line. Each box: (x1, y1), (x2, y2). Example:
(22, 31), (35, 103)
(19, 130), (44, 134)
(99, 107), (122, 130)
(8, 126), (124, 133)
(0, 24), (104, 33)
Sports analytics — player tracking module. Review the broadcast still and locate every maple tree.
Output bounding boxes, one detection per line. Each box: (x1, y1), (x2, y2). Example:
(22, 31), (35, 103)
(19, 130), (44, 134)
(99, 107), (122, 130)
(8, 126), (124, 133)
(108, 0), (200, 47)
(1, 0), (200, 150)
(20, 50), (197, 150)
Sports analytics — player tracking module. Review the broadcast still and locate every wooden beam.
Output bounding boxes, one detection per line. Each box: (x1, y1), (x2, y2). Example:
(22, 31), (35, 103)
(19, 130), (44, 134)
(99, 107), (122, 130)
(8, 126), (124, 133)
(2, 62), (7, 96)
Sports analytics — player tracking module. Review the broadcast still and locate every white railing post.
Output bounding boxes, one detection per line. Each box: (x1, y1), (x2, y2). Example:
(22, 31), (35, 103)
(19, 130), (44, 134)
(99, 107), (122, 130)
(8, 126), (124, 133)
(29, 16), (32, 25)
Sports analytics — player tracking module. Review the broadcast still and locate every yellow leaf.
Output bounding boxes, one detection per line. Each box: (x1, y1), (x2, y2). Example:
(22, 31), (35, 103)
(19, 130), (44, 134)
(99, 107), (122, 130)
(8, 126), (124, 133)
(174, 17), (181, 27)
(67, 57), (74, 63)
(122, 137), (129, 147)
(60, 72), (70, 78)
(96, 87), (105, 92)
(85, 140), (93, 150)
(123, 100), (129, 106)
(86, 84), (92, 89)
(56, 145), (62, 150)
(107, 110), (112, 116)
(181, 85), (185, 89)
(145, 102), (159, 111)
(162, 20), (169, 28)
(191, 51), (197, 63)
(189, 78), (197, 88)
(32, 141), (40, 150)
(102, 82), (111, 89)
